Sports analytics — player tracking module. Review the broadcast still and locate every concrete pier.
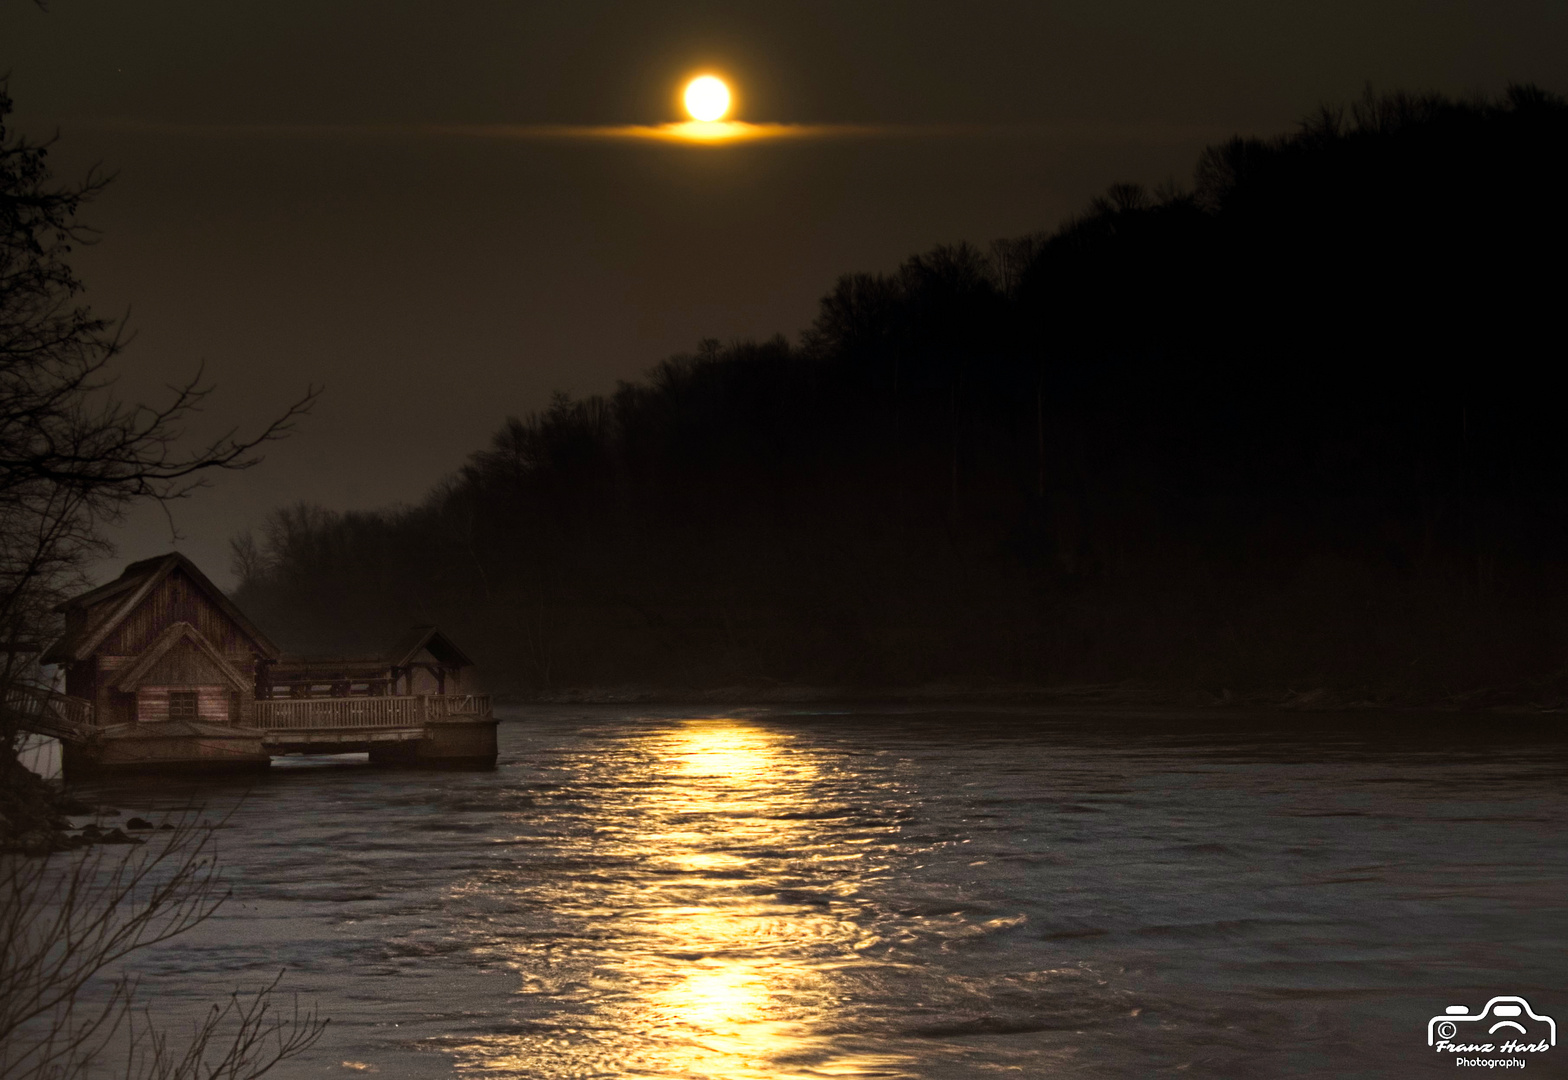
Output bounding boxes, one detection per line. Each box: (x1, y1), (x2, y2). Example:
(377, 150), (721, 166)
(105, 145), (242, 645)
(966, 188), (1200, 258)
(367, 718), (499, 768)
(63, 721), (271, 777)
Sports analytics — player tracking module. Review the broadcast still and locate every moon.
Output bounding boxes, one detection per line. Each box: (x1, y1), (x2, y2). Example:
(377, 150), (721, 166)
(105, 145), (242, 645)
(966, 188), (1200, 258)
(683, 76), (731, 122)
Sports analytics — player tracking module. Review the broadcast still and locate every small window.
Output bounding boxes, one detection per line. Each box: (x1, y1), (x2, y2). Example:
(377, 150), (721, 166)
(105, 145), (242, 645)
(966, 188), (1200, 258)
(169, 691), (198, 720)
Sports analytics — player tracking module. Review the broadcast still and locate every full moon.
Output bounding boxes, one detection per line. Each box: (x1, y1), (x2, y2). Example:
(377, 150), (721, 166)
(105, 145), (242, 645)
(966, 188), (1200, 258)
(683, 76), (731, 122)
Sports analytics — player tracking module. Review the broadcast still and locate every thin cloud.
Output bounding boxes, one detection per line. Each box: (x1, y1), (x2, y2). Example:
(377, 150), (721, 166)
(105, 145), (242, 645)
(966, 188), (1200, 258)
(437, 121), (888, 143)
(87, 118), (1233, 147)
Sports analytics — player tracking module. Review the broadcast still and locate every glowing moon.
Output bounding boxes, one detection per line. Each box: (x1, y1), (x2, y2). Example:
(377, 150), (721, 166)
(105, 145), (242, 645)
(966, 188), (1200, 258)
(684, 76), (731, 122)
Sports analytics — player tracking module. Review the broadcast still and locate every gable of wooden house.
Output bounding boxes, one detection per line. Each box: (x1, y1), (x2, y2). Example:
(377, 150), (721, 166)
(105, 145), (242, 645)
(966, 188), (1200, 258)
(388, 626), (474, 696)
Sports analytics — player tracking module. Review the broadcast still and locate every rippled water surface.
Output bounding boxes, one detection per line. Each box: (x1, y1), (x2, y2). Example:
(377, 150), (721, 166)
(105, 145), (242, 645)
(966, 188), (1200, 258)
(78, 707), (1568, 1078)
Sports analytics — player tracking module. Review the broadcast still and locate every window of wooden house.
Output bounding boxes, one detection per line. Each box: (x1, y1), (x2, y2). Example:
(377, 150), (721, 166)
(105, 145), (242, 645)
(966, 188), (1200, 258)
(169, 691), (198, 720)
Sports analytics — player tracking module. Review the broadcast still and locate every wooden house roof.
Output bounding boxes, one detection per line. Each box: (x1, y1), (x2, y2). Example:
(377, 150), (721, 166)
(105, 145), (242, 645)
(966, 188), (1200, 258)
(43, 553), (280, 665)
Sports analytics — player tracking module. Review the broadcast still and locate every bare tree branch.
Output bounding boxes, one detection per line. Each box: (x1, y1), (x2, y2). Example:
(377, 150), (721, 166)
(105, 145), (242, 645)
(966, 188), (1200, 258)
(0, 815), (327, 1080)
(0, 77), (326, 1080)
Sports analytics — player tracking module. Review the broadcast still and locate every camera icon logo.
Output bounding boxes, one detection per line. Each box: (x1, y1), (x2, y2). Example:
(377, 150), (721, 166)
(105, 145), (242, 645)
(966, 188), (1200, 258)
(1428, 996), (1556, 1048)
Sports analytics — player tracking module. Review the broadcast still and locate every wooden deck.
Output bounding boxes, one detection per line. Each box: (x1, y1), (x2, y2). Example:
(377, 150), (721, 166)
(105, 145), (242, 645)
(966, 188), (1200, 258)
(254, 693), (495, 757)
(14, 687), (499, 772)
(254, 693), (491, 730)
(7, 690), (491, 741)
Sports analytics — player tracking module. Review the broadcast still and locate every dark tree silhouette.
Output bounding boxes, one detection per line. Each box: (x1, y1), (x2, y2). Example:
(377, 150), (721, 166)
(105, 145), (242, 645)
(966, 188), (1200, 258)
(233, 86), (1568, 705)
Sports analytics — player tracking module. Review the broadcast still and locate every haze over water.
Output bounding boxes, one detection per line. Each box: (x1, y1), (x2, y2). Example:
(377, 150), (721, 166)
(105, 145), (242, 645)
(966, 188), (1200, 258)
(78, 708), (1568, 1077)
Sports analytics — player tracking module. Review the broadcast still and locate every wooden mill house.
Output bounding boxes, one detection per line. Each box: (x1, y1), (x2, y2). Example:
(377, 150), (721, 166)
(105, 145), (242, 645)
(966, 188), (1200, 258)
(32, 553), (495, 774)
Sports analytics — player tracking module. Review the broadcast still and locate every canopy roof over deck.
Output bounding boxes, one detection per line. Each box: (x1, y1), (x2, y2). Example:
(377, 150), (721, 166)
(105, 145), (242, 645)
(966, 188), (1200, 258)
(270, 627), (472, 677)
(263, 625), (474, 697)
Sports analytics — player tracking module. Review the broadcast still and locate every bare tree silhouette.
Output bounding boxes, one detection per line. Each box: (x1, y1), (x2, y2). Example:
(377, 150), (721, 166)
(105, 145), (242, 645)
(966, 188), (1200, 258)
(1, 81), (324, 1079)
(0, 814), (326, 1080)
(0, 81), (317, 736)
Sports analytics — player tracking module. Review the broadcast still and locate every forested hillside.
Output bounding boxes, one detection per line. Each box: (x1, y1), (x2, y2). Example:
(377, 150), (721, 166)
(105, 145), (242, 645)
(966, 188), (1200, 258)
(231, 87), (1568, 700)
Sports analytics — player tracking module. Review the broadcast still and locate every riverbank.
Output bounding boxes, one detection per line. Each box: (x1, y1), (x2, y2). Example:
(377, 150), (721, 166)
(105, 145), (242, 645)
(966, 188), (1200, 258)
(0, 755), (84, 853)
(0, 753), (162, 854)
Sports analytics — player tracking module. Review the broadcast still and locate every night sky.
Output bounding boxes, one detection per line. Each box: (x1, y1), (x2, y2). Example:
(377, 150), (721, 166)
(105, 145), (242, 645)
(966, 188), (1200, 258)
(4, 1), (1565, 586)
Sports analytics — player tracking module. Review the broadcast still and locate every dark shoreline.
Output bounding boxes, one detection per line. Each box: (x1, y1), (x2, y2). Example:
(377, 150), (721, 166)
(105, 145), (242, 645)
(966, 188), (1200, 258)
(504, 681), (1568, 715)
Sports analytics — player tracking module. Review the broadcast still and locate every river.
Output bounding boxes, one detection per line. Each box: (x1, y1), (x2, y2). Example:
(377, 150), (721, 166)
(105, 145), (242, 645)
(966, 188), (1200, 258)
(72, 706), (1568, 1078)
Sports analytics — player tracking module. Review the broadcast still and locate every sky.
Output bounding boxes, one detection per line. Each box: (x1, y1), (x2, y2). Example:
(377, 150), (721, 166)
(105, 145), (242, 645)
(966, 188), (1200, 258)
(3, 1), (1566, 588)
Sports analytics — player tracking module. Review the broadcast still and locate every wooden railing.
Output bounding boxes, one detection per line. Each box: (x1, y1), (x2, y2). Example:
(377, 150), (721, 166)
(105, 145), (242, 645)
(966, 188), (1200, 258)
(254, 693), (490, 731)
(428, 693), (491, 719)
(3, 684), (95, 739)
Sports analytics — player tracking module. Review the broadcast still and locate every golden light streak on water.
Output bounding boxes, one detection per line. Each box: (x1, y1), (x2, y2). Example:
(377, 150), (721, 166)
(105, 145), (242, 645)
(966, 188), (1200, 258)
(450, 718), (914, 1077)
(619, 722), (856, 1076)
